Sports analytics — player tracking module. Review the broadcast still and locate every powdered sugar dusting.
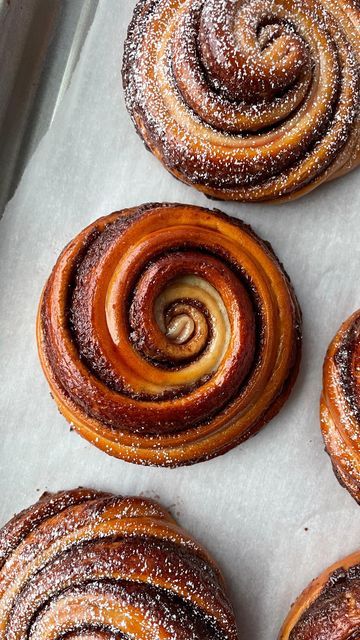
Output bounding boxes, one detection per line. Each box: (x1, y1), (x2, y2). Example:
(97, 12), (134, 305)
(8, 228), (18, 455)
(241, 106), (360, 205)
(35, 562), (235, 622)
(0, 489), (238, 640)
(321, 309), (360, 503)
(122, 0), (360, 201)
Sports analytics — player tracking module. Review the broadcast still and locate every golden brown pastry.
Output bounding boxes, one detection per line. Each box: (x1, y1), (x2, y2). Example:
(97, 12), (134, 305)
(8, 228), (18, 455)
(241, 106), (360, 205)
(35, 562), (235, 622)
(320, 309), (360, 503)
(123, 0), (360, 203)
(279, 550), (360, 639)
(0, 488), (238, 640)
(37, 203), (301, 466)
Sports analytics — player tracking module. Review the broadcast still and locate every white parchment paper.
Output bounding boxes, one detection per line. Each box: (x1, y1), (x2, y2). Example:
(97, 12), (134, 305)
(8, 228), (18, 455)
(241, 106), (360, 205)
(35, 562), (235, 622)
(1, 3), (360, 638)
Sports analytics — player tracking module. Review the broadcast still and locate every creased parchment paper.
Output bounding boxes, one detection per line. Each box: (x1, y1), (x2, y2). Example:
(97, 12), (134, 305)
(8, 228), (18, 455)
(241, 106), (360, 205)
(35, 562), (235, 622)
(0, 3), (360, 639)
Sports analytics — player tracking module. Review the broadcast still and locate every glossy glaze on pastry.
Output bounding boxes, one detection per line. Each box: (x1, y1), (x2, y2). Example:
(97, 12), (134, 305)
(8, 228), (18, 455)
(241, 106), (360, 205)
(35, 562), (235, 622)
(279, 550), (360, 639)
(0, 488), (238, 640)
(123, 0), (360, 202)
(321, 309), (360, 503)
(37, 203), (301, 466)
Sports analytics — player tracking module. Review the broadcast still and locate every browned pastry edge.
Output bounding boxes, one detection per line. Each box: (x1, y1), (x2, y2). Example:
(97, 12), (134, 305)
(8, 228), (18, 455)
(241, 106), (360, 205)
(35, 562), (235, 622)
(320, 309), (360, 503)
(279, 550), (360, 639)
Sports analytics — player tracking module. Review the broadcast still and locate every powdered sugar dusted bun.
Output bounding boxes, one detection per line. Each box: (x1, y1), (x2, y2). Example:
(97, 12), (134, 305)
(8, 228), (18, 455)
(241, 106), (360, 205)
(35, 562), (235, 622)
(37, 203), (302, 467)
(123, 0), (360, 202)
(321, 309), (360, 503)
(0, 488), (238, 640)
(279, 549), (360, 639)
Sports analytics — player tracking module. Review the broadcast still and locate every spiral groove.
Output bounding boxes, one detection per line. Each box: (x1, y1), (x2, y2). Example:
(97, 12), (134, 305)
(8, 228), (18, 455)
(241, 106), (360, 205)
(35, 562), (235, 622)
(320, 309), (360, 504)
(0, 489), (238, 640)
(279, 550), (360, 639)
(37, 203), (301, 466)
(123, 0), (360, 202)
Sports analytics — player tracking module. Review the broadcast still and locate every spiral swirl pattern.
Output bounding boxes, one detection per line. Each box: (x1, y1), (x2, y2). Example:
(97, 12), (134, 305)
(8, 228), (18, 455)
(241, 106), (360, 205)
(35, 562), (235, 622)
(37, 203), (301, 466)
(0, 488), (238, 640)
(279, 550), (360, 639)
(320, 309), (360, 504)
(123, 0), (360, 202)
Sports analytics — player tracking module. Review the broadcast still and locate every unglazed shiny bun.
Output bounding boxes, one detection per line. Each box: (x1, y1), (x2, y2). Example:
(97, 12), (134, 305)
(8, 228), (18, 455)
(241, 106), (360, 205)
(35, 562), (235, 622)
(0, 488), (238, 640)
(37, 203), (301, 466)
(279, 550), (360, 639)
(321, 309), (360, 503)
(123, 0), (360, 202)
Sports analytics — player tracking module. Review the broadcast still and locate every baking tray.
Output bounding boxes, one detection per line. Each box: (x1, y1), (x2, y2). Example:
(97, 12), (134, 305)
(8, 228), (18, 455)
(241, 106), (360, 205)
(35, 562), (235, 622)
(0, 2), (359, 639)
(0, 0), (98, 215)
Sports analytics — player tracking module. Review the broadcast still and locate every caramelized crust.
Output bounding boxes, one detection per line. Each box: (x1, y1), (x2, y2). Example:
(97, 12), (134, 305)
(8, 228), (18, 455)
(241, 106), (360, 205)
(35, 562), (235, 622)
(320, 309), (360, 503)
(37, 203), (301, 466)
(123, 0), (360, 202)
(0, 488), (238, 640)
(279, 550), (360, 639)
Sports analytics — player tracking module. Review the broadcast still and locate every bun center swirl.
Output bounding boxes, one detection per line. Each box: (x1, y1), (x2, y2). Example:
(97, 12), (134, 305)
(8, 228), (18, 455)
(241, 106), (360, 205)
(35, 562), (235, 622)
(125, 255), (251, 389)
(163, 311), (196, 345)
(180, 0), (309, 104)
(152, 275), (231, 363)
